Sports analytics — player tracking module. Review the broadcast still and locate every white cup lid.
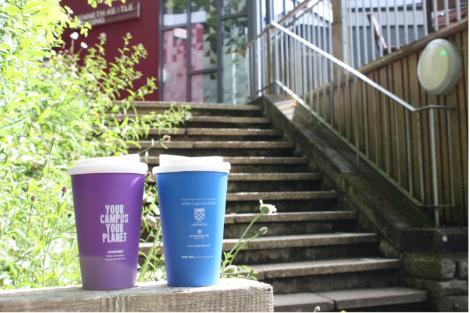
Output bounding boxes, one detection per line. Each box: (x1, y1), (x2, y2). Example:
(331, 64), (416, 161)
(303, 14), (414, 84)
(153, 154), (231, 175)
(69, 154), (148, 175)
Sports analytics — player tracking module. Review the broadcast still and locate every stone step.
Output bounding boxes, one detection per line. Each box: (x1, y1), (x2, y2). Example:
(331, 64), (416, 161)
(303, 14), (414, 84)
(227, 191), (338, 202)
(226, 233), (380, 264)
(253, 258), (401, 294)
(251, 258), (400, 280)
(143, 211), (357, 238)
(116, 115), (272, 128)
(189, 116), (270, 125)
(132, 141), (296, 157)
(145, 156), (306, 166)
(274, 287), (427, 312)
(226, 199), (339, 214)
(227, 173), (322, 192)
(137, 140), (293, 150)
(229, 173), (321, 181)
(133, 101), (263, 117)
(147, 128), (282, 141)
(145, 156), (309, 173)
(225, 211), (355, 224)
(224, 211), (356, 236)
(225, 191), (339, 213)
(223, 233), (378, 251)
(275, 292), (337, 312)
(139, 233), (379, 265)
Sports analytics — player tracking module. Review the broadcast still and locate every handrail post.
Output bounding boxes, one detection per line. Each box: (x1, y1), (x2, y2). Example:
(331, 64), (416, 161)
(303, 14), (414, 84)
(428, 108), (440, 227)
(266, 30), (271, 94)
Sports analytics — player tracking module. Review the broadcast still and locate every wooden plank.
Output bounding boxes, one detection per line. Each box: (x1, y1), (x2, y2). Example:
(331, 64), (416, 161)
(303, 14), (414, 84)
(409, 52), (426, 202)
(459, 28), (468, 223)
(0, 279), (274, 312)
(453, 29), (468, 224)
(365, 74), (377, 162)
(392, 59), (408, 189)
(360, 19), (468, 75)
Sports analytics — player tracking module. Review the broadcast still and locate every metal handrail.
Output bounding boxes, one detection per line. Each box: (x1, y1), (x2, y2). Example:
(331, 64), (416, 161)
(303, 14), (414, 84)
(250, 0), (453, 113)
(246, 0), (461, 226)
(270, 21), (452, 113)
(247, 0), (323, 47)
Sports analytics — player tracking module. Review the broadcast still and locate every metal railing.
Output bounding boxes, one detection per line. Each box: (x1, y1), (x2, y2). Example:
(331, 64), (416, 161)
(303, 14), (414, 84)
(247, 0), (459, 226)
(343, 0), (468, 67)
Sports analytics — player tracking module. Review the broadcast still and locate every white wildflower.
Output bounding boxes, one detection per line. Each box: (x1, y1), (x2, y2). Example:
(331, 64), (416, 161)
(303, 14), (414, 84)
(70, 32), (79, 40)
(259, 200), (277, 215)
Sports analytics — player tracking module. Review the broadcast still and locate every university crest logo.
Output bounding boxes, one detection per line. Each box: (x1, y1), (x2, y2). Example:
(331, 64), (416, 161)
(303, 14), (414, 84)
(194, 208), (205, 222)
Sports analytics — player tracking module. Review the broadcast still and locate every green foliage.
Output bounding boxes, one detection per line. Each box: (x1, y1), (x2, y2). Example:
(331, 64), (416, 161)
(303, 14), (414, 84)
(220, 200), (277, 280)
(0, 0), (189, 288)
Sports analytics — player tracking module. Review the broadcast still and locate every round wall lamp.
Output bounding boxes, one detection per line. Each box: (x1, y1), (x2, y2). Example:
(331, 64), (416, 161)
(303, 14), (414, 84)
(417, 39), (462, 96)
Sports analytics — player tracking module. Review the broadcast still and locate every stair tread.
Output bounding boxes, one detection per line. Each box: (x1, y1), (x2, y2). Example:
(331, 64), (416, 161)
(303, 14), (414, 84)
(149, 128), (281, 136)
(190, 116), (270, 123)
(138, 140), (294, 149)
(251, 258), (401, 279)
(139, 233), (377, 255)
(223, 233), (378, 250)
(143, 211), (356, 226)
(318, 287), (428, 309)
(274, 292), (336, 311)
(145, 156), (307, 165)
(225, 211), (355, 224)
(229, 172), (321, 181)
(117, 115), (270, 124)
(133, 101), (262, 111)
(274, 287), (427, 310)
(227, 190), (338, 201)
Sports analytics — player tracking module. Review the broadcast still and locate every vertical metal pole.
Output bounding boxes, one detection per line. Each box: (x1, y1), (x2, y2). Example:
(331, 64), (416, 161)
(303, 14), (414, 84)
(216, 0), (223, 102)
(423, 0), (430, 36)
(385, 0), (392, 54)
(265, 0), (273, 24)
(266, 29), (271, 91)
(417, 112), (426, 203)
(274, 32), (280, 93)
(456, 0), (462, 21)
(353, 0), (361, 67)
(444, 0), (449, 27)
(432, 0), (439, 31)
(322, 0), (327, 55)
(362, 0), (369, 64)
(412, 0), (418, 41)
(394, 0), (400, 49)
(428, 109), (440, 227)
(369, 0), (376, 61)
(403, 0), (409, 45)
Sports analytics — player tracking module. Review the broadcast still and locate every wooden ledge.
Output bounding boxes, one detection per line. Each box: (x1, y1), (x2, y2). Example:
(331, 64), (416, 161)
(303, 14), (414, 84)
(0, 279), (273, 312)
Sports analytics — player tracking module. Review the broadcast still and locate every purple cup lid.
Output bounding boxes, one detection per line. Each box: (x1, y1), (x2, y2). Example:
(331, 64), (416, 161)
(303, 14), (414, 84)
(69, 154), (148, 175)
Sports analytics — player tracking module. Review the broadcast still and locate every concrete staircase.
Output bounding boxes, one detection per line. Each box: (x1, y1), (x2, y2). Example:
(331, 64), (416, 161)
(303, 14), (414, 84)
(134, 101), (428, 312)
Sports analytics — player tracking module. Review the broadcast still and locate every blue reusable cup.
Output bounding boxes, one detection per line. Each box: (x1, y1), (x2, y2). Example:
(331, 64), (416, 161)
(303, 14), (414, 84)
(153, 155), (230, 287)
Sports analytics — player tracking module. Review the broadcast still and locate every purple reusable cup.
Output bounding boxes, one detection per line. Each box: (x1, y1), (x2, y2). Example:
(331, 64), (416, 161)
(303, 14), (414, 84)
(69, 154), (147, 290)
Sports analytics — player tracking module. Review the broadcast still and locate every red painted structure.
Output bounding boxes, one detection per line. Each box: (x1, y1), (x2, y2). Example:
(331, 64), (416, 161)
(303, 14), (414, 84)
(62, 0), (160, 100)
